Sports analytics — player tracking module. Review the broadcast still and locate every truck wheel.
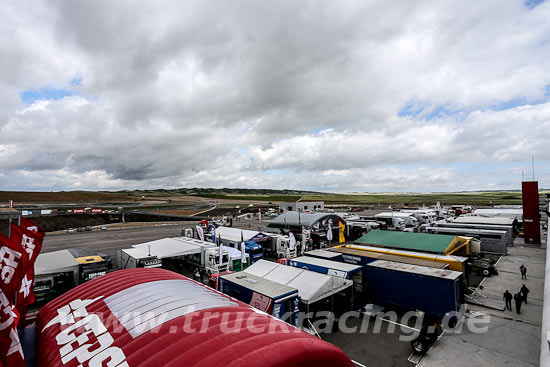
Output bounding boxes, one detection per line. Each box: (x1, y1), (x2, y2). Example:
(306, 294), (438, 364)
(411, 339), (428, 354)
(482, 269), (490, 277)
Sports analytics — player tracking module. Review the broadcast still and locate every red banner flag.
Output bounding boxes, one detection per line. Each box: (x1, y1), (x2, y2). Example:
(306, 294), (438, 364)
(0, 253), (25, 367)
(10, 220), (44, 312)
(0, 235), (28, 303)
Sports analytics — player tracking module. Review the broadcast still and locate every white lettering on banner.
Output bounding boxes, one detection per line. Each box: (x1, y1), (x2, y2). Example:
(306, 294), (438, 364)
(21, 235), (35, 258)
(43, 297), (129, 367)
(0, 246), (22, 284)
(19, 275), (32, 298)
(89, 347), (129, 367)
(7, 327), (23, 358)
(0, 290), (16, 331)
(43, 297), (103, 331)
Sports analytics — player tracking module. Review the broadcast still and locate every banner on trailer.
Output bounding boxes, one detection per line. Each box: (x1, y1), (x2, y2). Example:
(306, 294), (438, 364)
(209, 225), (216, 243)
(338, 221), (345, 243)
(289, 232), (296, 250)
(196, 225), (204, 241)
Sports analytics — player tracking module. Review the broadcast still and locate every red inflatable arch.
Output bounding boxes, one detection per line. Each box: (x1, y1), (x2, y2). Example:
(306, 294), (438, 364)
(37, 268), (353, 367)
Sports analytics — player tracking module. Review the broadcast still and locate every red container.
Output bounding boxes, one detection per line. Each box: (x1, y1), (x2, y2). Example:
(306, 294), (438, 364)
(522, 181), (541, 244)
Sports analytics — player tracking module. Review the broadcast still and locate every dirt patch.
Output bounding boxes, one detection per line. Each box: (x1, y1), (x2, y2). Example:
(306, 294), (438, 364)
(0, 191), (136, 203)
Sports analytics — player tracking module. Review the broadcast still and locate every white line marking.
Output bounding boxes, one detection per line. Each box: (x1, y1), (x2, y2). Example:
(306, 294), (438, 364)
(352, 359), (368, 367)
(376, 316), (421, 332)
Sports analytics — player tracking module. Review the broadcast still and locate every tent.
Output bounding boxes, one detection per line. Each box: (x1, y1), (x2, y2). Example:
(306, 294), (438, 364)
(244, 260), (352, 305)
(215, 226), (270, 243)
(36, 268), (353, 367)
(35, 249), (79, 275)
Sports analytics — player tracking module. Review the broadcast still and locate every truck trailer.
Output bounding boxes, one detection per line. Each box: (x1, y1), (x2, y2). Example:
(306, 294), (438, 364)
(425, 226), (508, 255)
(219, 272), (300, 325)
(116, 248), (162, 269)
(431, 220), (514, 248)
(365, 260), (463, 320)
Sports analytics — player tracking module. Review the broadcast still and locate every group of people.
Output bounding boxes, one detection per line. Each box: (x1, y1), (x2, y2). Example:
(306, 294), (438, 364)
(502, 265), (530, 314)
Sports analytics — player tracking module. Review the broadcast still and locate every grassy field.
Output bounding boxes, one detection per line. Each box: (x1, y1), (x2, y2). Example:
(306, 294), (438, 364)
(1, 189), (547, 206)
(301, 191), (550, 206)
(194, 193), (303, 203)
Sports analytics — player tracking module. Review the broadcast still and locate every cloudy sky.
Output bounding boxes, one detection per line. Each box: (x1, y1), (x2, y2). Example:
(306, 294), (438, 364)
(1, 0), (549, 193)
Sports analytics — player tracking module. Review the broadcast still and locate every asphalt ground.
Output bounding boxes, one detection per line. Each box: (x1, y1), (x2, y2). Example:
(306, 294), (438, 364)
(321, 314), (417, 367)
(42, 225), (184, 260)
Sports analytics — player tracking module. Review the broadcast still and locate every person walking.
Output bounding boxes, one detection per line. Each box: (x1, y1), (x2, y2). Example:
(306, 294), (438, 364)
(514, 292), (523, 314)
(520, 284), (530, 304)
(520, 264), (527, 279)
(503, 290), (513, 311)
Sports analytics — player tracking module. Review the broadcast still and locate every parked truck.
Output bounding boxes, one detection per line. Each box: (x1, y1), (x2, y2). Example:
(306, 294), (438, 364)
(67, 248), (109, 283)
(243, 240), (265, 264)
(116, 248), (162, 269)
(186, 241), (230, 276)
(265, 234), (297, 259)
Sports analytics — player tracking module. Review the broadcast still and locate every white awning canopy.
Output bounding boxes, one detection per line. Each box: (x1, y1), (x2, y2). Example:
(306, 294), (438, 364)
(215, 226), (269, 243)
(35, 250), (79, 275)
(224, 246), (250, 261)
(133, 238), (202, 259)
(243, 260), (352, 304)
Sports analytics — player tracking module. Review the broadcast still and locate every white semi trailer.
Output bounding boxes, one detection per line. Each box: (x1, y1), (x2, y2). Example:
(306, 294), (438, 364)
(116, 248), (162, 269)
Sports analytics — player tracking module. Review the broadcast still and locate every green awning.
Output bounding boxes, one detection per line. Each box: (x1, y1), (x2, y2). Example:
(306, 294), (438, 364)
(355, 230), (456, 254)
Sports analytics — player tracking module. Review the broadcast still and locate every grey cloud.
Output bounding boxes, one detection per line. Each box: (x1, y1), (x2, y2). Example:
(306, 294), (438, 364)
(1, 1), (550, 192)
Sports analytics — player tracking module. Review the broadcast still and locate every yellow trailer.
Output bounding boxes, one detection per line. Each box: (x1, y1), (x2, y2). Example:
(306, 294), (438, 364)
(333, 244), (468, 272)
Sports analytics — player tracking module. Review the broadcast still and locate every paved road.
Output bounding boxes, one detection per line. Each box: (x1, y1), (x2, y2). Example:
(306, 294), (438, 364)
(419, 239), (546, 367)
(42, 225), (184, 259)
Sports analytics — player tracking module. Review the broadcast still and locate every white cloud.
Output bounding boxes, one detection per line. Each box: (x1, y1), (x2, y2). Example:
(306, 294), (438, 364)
(0, 0), (549, 192)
